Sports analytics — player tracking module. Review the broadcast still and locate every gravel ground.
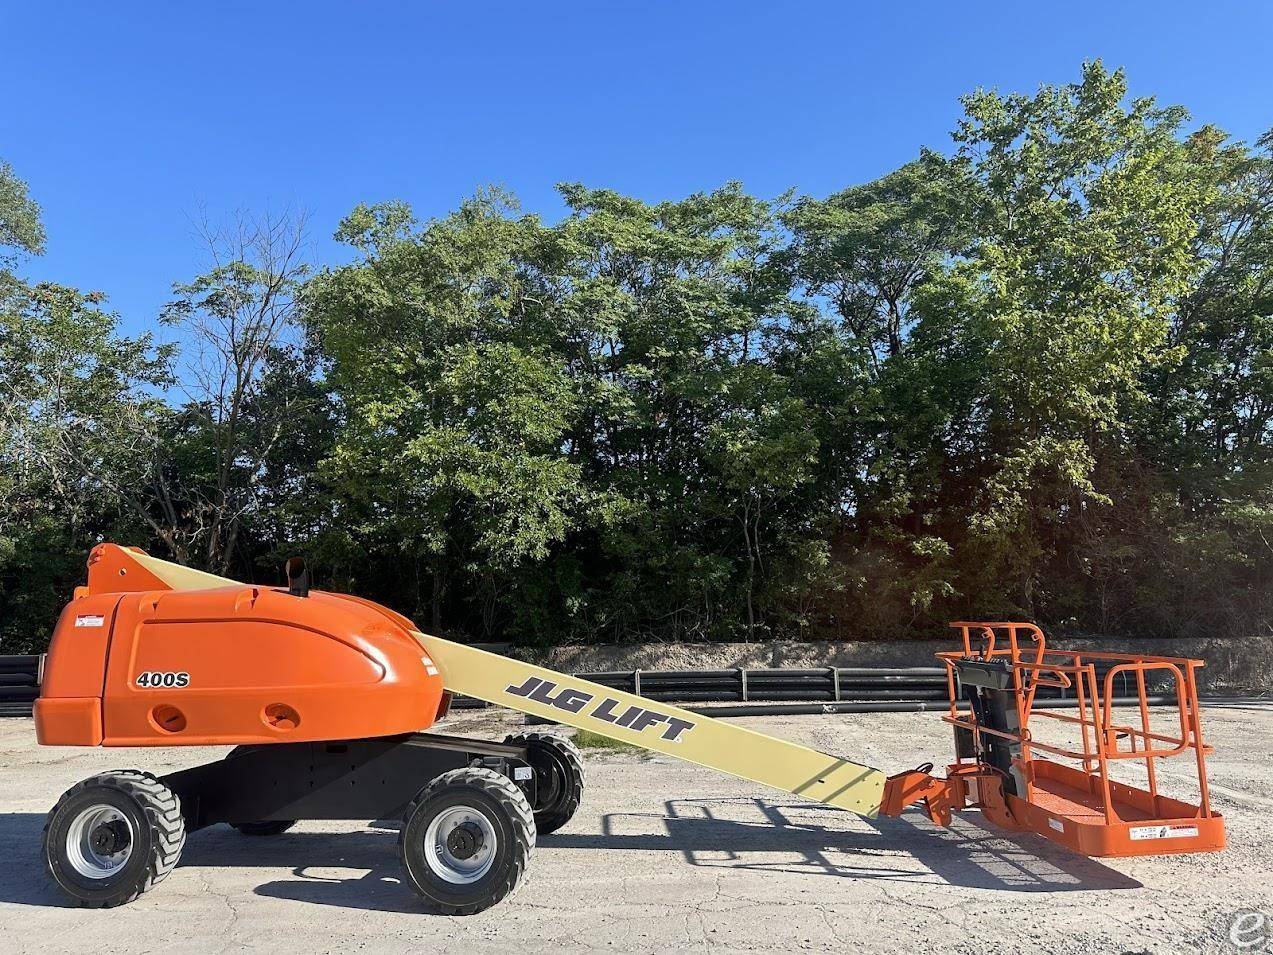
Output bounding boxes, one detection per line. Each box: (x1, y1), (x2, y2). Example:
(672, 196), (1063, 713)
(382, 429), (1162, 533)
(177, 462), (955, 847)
(1, 703), (1270, 954)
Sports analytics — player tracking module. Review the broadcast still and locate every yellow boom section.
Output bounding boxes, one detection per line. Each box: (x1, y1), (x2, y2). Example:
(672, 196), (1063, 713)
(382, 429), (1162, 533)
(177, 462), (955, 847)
(125, 547), (252, 592)
(415, 633), (886, 817)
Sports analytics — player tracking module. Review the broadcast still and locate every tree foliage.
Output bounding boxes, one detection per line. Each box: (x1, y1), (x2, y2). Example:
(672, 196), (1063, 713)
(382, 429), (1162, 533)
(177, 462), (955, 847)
(2, 62), (1269, 651)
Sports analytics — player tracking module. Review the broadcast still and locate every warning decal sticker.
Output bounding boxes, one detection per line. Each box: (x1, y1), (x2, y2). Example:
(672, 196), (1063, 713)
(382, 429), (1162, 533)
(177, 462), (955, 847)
(1130, 825), (1200, 840)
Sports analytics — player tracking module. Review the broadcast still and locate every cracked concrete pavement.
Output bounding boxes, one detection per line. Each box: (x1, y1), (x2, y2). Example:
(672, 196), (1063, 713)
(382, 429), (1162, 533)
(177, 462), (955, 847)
(2, 703), (1271, 953)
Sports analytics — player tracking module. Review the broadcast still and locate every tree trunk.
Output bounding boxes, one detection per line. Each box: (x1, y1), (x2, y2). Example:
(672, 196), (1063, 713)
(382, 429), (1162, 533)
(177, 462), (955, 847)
(431, 565), (444, 633)
(741, 500), (756, 641)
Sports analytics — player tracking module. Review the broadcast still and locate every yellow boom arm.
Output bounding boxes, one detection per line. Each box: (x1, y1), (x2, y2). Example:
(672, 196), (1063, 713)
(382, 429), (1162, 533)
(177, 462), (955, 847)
(415, 634), (885, 817)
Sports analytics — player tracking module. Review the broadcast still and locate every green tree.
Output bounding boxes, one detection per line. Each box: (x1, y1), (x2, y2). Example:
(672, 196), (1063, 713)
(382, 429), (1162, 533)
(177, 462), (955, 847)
(0, 161), (43, 267)
(0, 159), (176, 650)
(922, 61), (1213, 618)
(1105, 126), (1273, 636)
(308, 191), (583, 635)
(0, 285), (171, 650)
(784, 155), (973, 631)
(160, 210), (311, 573)
(547, 183), (832, 641)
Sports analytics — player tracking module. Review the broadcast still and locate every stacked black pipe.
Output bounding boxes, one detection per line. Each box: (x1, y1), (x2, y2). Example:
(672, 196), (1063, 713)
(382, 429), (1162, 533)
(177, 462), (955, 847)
(453, 660), (1172, 711)
(0, 655), (41, 717)
(577, 667), (948, 703)
(0, 653), (1178, 717)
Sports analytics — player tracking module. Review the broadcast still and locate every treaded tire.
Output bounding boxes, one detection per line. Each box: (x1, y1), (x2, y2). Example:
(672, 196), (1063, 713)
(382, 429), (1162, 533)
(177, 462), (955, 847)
(230, 820), (296, 836)
(399, 767), (535, 915)
(43, 770), (185, 908)
(503, 731), (585, 834)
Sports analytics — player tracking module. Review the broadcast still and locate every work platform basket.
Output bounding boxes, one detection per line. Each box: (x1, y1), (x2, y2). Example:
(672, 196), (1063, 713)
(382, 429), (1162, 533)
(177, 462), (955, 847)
(936, 622), (1224, 857)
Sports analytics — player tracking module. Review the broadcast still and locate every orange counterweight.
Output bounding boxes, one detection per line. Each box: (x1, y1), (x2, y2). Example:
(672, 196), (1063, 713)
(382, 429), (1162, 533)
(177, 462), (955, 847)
(35, 544), (445, 746)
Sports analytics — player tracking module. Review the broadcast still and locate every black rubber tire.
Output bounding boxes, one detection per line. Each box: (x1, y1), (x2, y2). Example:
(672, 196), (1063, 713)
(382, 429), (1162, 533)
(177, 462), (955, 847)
(230, 820), (296, 836)
(399, 767), (535, 916)
(503, 731), (585, 834)
(43, 770), (185, 908)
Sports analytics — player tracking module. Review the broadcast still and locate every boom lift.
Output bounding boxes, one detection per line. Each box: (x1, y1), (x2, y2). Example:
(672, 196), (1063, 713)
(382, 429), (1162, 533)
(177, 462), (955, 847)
(34, 545), (1224, 913)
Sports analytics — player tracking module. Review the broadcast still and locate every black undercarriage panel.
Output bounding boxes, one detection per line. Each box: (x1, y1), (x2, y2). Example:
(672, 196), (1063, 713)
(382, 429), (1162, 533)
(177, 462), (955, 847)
(163, 732), (535, 829)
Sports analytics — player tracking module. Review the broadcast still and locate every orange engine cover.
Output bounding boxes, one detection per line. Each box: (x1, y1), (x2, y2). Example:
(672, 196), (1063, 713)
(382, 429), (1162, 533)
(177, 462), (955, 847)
(36, 546), (444, 747)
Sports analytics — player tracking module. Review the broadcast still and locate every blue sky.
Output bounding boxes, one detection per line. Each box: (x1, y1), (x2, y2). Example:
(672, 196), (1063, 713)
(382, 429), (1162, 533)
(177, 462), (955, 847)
(3, 2), (1272, 337)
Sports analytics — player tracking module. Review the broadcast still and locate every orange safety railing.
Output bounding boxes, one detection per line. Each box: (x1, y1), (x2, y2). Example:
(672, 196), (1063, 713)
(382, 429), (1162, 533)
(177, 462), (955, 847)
(937, 622), (1217, 826)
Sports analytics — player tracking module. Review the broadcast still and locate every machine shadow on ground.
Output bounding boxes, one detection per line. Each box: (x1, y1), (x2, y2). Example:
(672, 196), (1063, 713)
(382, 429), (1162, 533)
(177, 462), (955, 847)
(0, 811), (426, 913)
(0, 813), (74, 907)
(0, 794), (1139, 914)
(548, 797), (1141, 893)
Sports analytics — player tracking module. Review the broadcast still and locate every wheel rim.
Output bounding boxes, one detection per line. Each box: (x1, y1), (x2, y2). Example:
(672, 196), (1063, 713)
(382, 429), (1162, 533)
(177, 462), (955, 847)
(65, 804), (134, 879)
(423, 806), (497, 885)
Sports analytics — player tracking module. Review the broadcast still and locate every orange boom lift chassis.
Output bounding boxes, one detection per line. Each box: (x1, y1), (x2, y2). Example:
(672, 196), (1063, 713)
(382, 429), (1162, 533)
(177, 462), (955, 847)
(33, 546), (1224, 913)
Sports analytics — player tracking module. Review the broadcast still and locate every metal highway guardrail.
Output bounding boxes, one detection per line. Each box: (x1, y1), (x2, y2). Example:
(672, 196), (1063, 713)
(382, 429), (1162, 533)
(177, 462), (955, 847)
(454, 661), (1173, 711)
(0, 654), (1245, 719)
(0, 654), (42, 716)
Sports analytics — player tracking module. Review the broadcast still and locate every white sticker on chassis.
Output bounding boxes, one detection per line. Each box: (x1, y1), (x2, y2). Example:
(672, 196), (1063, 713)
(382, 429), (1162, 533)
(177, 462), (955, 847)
(74, 614), (105, 627)
(1130, 824), (1199, 840)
